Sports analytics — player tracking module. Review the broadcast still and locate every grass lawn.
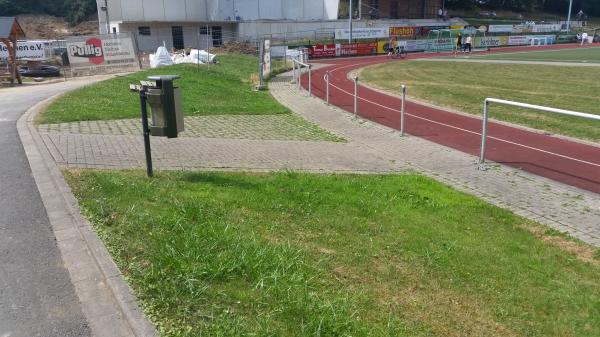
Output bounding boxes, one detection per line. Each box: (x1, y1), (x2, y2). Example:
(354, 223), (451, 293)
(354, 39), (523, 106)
(40, 54), (289, 124)
(66, 169), (600, 337)
(468, 46), (600, 63)
(360, 61), (600, 141)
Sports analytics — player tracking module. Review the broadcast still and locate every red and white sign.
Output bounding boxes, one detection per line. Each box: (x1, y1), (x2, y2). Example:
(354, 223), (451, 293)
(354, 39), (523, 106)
(309, 44), (336, 58)
(66, 34), (138, 72)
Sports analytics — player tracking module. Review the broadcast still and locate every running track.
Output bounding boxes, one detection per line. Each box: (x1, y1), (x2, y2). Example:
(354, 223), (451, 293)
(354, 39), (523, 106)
(300, 44), (600, 193)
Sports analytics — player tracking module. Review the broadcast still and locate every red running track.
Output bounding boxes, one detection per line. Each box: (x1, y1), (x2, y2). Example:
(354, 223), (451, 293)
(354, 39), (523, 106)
(300, 44), (600, 193)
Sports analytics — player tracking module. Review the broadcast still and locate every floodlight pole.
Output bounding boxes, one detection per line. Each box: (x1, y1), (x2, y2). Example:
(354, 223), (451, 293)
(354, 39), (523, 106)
(349, 0), (353, 43)
(104, 0), (110, 34)
(566, 0), (573, 32)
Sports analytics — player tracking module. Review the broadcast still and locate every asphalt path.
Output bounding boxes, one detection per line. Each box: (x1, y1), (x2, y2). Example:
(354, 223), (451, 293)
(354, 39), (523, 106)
(0, 79), (101, 337)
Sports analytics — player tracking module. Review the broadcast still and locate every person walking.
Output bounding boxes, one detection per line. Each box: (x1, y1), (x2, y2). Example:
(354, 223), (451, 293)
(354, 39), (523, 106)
(465, 35), (473, 53)
(455, 33), (463, 56)
(581, 32), (588, 46)
(438, 8), (443, 20)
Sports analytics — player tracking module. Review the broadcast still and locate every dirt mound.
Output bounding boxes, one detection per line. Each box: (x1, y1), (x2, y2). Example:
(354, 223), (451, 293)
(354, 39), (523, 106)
(17, 14), (99, 40)
(212, 41), (258, 55)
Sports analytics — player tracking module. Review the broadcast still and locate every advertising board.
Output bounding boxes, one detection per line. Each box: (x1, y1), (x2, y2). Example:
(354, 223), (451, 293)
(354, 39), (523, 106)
(0, 40), (49, 60)
(66, 34), (139, 73)
(389, 26), (417, 37)
(473, 36), (508, 48)
(334, 28), (389, 40)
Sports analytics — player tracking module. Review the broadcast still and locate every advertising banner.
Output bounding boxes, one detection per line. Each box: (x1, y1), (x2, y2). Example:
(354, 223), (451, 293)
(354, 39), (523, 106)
(335, 28), (389, 40)
(309, 44), (336, 58)
(389, 26), (417, 37)
(508, 35), (529, 45)
(421, 26), (449, 36)
(473, 36), (508, 48)
(66, 34), (139, 72)
(0, 40), (49, 60)
(532, 24), (561, 33)
(508, 35), (556, 45)
(488, 25), (513, 33)
(404, 40), (429, 52)
(336, 43), (377, 56)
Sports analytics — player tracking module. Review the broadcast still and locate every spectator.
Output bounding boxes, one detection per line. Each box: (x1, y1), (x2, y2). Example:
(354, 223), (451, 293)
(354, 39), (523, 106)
(438, 8), (443, 20)
(443, 9), (448, 20)
(576, 10), (584, 21)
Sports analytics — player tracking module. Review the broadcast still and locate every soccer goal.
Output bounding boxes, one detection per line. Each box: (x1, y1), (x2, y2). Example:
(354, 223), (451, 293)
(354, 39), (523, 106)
(425, 28), (488, 53)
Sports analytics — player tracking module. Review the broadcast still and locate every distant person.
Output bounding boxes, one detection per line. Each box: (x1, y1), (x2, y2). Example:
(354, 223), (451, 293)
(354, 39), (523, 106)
(576, 10), (584, 21)
(465, 35), (473, 53)
(438, 8), (443, 20)
(581, 32), (588, 46)
(443, 9), (448, 20)
(455, 33), (463, 56)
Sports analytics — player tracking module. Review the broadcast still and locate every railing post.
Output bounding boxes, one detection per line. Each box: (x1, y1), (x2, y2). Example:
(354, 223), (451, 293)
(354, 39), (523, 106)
(325, 71), (330, 105)
(400, 85), (406, 136)
(353, 76), (358, 118)
(308, 64), (312, 97)
(291, 60), (296, 84)
(479, 99), (490, 168)
(298, 65), (301, 90)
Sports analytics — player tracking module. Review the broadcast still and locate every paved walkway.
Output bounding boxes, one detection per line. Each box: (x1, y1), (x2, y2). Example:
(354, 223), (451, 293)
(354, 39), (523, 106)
(35, 72), (600, 247)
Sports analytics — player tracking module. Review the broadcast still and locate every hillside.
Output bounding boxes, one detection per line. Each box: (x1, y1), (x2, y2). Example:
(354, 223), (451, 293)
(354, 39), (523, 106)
(17, 14), (99, 39)
(0, 0), (97, 25)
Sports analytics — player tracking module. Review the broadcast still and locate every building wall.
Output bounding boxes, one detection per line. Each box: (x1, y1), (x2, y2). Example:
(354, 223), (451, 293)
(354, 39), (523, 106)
(100, 0), (340, 28)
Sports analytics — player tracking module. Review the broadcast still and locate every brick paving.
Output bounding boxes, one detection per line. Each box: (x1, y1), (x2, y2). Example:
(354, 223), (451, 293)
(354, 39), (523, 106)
(36, 71), (600, 247)
(38, 114), (343, 142)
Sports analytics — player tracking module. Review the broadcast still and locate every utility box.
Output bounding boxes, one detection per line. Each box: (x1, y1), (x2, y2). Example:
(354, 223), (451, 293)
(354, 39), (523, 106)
(146, 75), (184, 138)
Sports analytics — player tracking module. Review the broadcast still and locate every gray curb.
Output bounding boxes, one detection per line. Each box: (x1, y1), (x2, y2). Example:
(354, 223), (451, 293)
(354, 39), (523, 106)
(17, 95), (158, 337)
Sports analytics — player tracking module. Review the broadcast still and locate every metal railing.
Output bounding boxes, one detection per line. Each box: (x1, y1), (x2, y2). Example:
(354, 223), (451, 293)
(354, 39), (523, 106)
(400, 85), (406, 136)
(479, 98), (600, 167)
(292, 58), (312, 96)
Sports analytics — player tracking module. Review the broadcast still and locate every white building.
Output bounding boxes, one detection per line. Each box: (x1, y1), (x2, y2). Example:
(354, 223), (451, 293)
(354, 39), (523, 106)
(97, 0), (451, 51)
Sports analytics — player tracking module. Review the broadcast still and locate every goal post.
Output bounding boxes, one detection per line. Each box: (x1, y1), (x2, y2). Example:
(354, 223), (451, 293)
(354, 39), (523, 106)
(425, 28), (488, 53)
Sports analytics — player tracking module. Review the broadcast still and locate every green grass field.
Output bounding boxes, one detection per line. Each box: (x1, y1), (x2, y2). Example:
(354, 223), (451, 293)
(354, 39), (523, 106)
(468, 46), (600, 63)
(360, 61), (600, 141)
(66, 169), (600, 337)
(40, 54), (289, 124)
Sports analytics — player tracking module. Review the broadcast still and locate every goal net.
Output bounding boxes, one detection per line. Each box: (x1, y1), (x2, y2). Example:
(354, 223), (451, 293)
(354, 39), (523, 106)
(425, 28), (488, 53)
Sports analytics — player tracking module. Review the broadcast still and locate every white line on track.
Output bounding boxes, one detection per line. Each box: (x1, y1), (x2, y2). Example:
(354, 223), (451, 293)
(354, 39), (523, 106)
(313, 60), (600, 168)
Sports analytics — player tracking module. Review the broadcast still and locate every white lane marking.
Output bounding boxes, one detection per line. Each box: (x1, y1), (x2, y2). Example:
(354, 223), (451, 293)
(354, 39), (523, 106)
(0, 118), (13, 123)
(313, 61), (600, 169)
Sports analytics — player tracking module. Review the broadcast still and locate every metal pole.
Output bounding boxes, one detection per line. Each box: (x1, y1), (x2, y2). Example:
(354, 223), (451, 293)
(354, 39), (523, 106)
(400, 85), (406, 136)
(326, 71), (330, 105)
(207, 24), (210, 69)
(104, 0), (110, 34)
(298, 65), (301, 90)
(349, 0), (353, 43)
(353, 76), (358, 118)
(196, 26), (201, 72)
(292, 60), (296, 84)
(479, 99), (489, 167)
(308, 65), (312, 97)
(139, 88), (153, 177)
(566, 0), (573, 32)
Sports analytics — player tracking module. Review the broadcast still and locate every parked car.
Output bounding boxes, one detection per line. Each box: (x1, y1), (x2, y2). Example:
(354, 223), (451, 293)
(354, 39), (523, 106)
(19, 65), (61, 78)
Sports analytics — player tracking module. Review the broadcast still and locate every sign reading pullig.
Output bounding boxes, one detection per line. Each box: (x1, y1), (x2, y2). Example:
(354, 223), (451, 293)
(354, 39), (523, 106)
(68, 38), (105, 65)
(66, 34), (139, 73)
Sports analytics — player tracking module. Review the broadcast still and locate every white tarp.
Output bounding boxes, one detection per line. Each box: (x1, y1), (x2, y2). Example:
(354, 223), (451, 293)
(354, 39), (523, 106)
(189, 49), (216, 63)
(150, 46), (174, 68)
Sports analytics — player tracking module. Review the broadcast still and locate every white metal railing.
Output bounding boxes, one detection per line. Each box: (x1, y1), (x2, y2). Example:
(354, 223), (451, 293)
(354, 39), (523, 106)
(479, 98), (600, 167)
(292, 58), (312, 96)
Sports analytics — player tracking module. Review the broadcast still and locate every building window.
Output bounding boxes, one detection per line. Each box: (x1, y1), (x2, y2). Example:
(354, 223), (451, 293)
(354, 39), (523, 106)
(212, 26), (222, 47)
(172, 26), (185, 50)
(200, 26), (210, 35)
(138, 26), (151, 36)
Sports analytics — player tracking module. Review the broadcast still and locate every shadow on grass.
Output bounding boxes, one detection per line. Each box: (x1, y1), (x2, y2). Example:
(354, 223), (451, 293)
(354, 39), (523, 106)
(179, 172), (260, 190)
